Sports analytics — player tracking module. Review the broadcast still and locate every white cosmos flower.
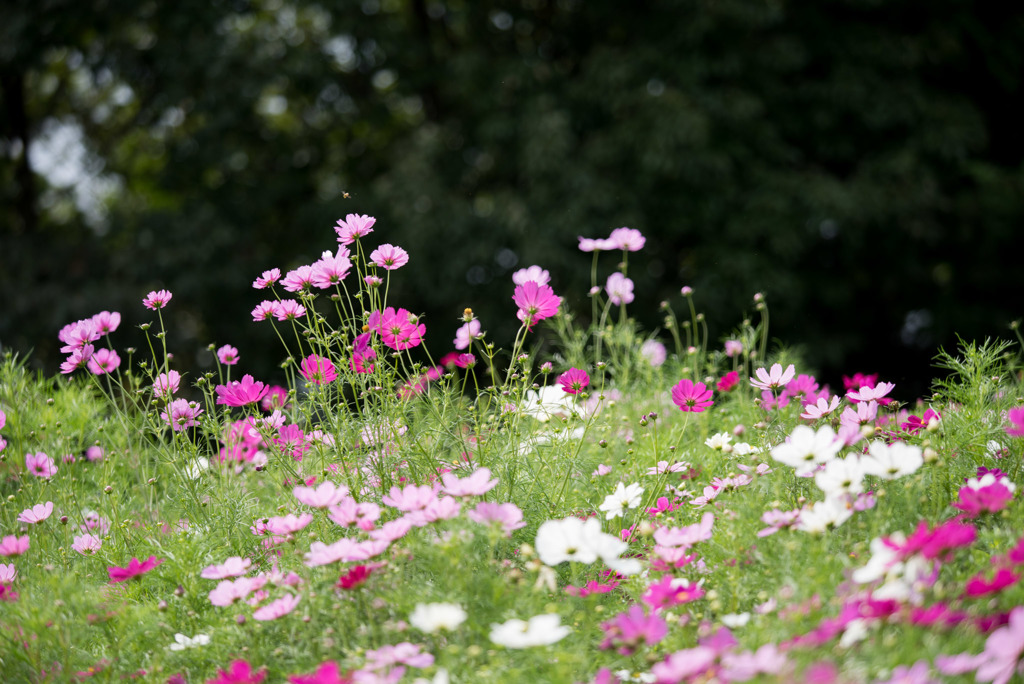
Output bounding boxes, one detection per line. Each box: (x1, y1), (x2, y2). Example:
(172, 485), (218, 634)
(520, 386), (575, 422)
(409, 602), (467, 633)
(534, 516), (641, 575)
(490, 613), (570, 648)
(705, 433), (732, 450)
(184, 458), (210, 480)
(771, 425), (843, 476)
(814, 455), (866, 497)
(598, 482), (644, 520)
(795, 496), (854, 533)
(169, 633), (210, 651)
(861, 441), (923, 479)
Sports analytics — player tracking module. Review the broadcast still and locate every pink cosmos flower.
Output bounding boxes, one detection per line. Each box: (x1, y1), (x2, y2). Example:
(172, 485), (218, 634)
(60, 345), (93, 374)
(802, 395), (841, 420)
(153, 370), (181, 398)
(328, 498), (381, 530)
(0, 563), (16, 583)
(605, 272), (635, 305)
(364, 275), (383, 288)
(441, 468), (498, 496)
(253, 268), (282, 289)
(201, 556), (252, 579)
(964, 567), (1020, 598)
(143, 289), (173, 310)
(274, 300), (306, 321)
(653, 512), (715, 548)
(0, 408), (5, 430)
(86, 446), (103, 462)
(252, 593), (301, 621)
(512, 265), (551, 286)
(953, 475), (1015, 517)
(311, 248), (353, 288)
(0, 535), (30, 556)
(251, 300), (280, 321)
(216, 375), (270, 407)
(262, 385), (289, 411)
(847, 382), (895, 403)
(640, 339), (667, 367)
(161, 399), (204, 431)
(266, 513), (314, 536)
(607, 227), (646, 251)
(86, 348), (120, 374)
(370, 243), (409, 270)
(382, 484), (437, 512)
(642, 576), (705, 611)
(1005, 407), (1024, 437)
(91, 311), (121, 335)
(578, 236), (616, 252)
(717, 371), (739, 392)
(208, 576), (267, 606)
(467, 502), (526, 536)
(783, 374), (820, 403)
(72, 534), (103, 555)
(25, 451), (57, 478)
(750, 363), (795, 391)
(724, 340), (744, 357)
(757, 509), (802, 537)
(512, 281), (561, 328)
(372, 307), (426, 350)
(18, 502), (54, 524)
(364, 642), (434, 670)
(288, 662), (350, 684)
(207, 659), (267, 684)
(454, 319), (483, 350)
(558, 368), (590, 394)
(217, 345), (240, 365)
(293, 481), (349, 508)
(600, 605), (667, 655)
(282, 265), (316, 292)
(671, 378), (713, 412)
(335, 214), (376, 244)
(974, 605), (1024, 684)
(108, 556), (163, 583)
(336, 564), (378, 590)
(299, 355), (338, 385)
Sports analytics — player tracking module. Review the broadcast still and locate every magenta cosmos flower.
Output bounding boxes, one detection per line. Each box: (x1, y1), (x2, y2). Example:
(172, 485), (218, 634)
(372, 307), (426, 351)
(512, 281), (561, 328)
(142, 289), (173, 310)
(217, 345), (240, 365)
(1005, 407), (1024, 437)
(108, 555), (163, 583)
(87, 348), (121, 375)
(299, 355), (339, 385)
(25, 451), (58, 478)
(208, 660), (267, 684)
(558, 368), (590, 394)
(216, 375), (270, 407)
(335, 213), (376, 244)
(672, 379), (714, 413)
(161, 398), (203, 431)
(370, 243), (409, 270)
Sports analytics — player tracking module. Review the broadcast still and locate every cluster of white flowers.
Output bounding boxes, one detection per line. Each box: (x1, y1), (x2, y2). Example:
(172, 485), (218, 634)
(534, 516), (641, 575)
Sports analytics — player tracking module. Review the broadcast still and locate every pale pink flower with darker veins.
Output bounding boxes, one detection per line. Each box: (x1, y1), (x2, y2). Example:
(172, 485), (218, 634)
(25, 452), (57, 478)
(281, 265), (316, 292)
(847, 382), (895, 403)
(607, 227), (646, 251)
(161, 399), (203, 431)
(327, 498), (381, 530)
(274, 300), (306, 321)
(143, 290), (173, 310)
(382, 484), (437, 512)
(839, 400), (879, 429)
(91, 311), (121, 335)
(802, 395), (841, 420)
(441, 467), (498, 496)
(153, 370), (181, 399)
(293, 481), (349, 508)
(0, 563), (17, 583)
(370, 244), (409, 270)
(87, 349), (121, 375)
(311, 248), (352, 288)
(252, 300), (280, 321)
(217, 345), (240, 365)
(0, 535), (30, 556)
(252, 593), (301, 621)
(335, 214), (376, 244)
(253, 268), (281, 289)
(59, 318), (100, 352)
(605, 272), (635, 305)
(467, 502), (526, 536)
(60, 345), (94, 374)
(512, 265), (551, 286)
(72, 534), (103, 555)
(18, 502), (53, 524)
(750, 363), (795, 391)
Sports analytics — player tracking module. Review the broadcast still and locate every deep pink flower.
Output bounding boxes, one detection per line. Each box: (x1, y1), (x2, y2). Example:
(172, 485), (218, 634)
(671, 378), (713, 412)
(716, 371), (739, 392)
(0, 408), (5, 430)
(282, 265), (316, 292)
(0, 535), (29, 556)
(558, 368), (590, 394)
(153, 370), (181, 399)
(108, 556), (163, 583)
(512, 281), (561, 328)
(605, 273), (634, 305)
(351, 333), (377, 373)
(901, 408), (941, 433)
(253, 268), (281, 289)
(217, 345), (240, 365)
(600, 605), (667, 655)
(299, 355), (339, 385)
(1005, 407), (1024, 437)
(335, 214), (376, 244)
(161, 399), (203, 431)
(783, 374), (820, 403)
(884, 519), (977, 561)
(953, 477), (1015, 517)
(216, 375), (270, 407)
(207, 660), (267, 684)
(17, 502), (53, 525)
(607, 227), (646, 251)
(964, 567), (1020, 598)
(370, 243), (409, 270)
(60, 345), (93, 374)
(91, 311), (121, 335)
(143, 290), (173, 310)
(372, 307), (426, 350)
(288, 662), (351, 684)
(312, 248), (353, 288)
(252, 300), (280, 321)
(86, 349), (121, 375)
(274, 300), (306, 321)
(642, 575), (705, 611)
(25, 451), (58, 478)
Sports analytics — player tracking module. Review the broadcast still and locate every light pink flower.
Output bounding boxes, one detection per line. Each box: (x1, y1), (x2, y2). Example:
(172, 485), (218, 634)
(0, 563), (16, 583)
(253, 268), (281, 289)
(454, 319), (483, 350)
(209, 576), (267, 606)
(17, 502), (54, 525)
(25, 452), (57, 478)
(0, 535), (30, 556)
(467, 502), (526, 536)
(265, 513), (313, 536)
(750, 363), (795, 391)
(605, 272), (635, 305)
(441, 468), (498, 497)
(143, 290), (173, 310)
(72, 534), (103, 555)
(512, 265), (551, 286)
(382, 484), (437, 512)
(252, 593), (301, 621)
(312, 248), (353, 288)
(282, 265), (316, 292)
(90, 310), (121, 335)
(299, 355), (338, 385)
(578, 236), (616, 252)
(370, 244), (409, 270)
(154, 370), (181, 398)
(274, 300), (306, 321)
(364, 642), (434, 670)
(86, 348), (120, 375)
(847, 382), (895, 403)
(217, 345), (240, 365)
(293, 481), (349, 508)
(252, 300), (280, 321)
(59, 345), (93, 374)
(801, 395), (841, 420)
(653, 512), (715, 548)
(335, 214), (376, 244)
(724, 340), (743, 357)
(607, 227), (646, 251)
(328, 498), (381, 530)
(0, 408), (5, 430)
(201, 556), (252, 579)
(161, 399), (203, 431)
(369, 518), (413, 543)
(975, 605), (1024, 684)
(640, 339), (667, 367)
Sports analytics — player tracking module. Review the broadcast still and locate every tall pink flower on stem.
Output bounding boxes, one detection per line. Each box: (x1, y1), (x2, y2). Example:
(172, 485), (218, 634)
(299, 355), (339, 385)
(142, 290), (173, 310)
(91, 311), (121, 335)
(607, 227), (646, 251)
(311, 248), (353, 288)
(370, 244), (409, 270)
(335, 214), (376, 244)
(153, 370), (181, 399)
(372, 308), (426, 351)
(512, 281), (561, 329)
(558, 368), (590, 395)
(454, 320), (483, 350)
(108, 556), (163, 583)
(217, 345), (240, 365)
(252, 593), (301, 621)
(253, 268), (281, 289)
(605, 272), (635, 305)
(671, 379), (713, 413)
(216, 375), (270, 407)
(274, 300), (306, 322)
(750, 363), (796, 392)
(25, 452), (58, 478)
(87, 349), (121, 375)
(162, 399), (203, 431)
(17, 502), (54, 525)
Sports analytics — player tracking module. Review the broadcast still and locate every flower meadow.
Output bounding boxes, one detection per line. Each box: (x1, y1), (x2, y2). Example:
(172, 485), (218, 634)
(1, 216), (1023, 684)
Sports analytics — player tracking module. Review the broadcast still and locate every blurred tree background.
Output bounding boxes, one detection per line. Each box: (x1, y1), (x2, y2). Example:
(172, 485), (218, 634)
(2, 0), (1022, 400)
